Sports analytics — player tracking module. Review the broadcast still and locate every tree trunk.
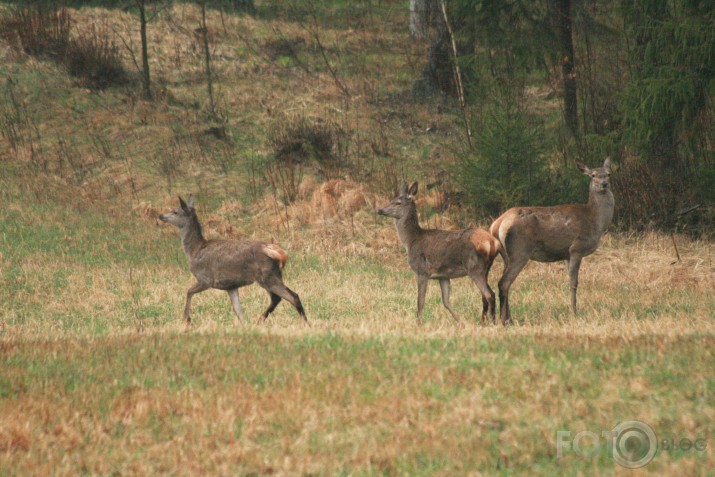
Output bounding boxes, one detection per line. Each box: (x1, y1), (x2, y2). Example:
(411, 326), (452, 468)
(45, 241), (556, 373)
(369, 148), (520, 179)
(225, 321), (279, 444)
(412, 3), (474, 101)
(138, 0), (151, 100)
(199, 3), (215, 118)
(410, 0), (430, 39)
(412, 13), (454, 98)
(552, 0), (578, 136)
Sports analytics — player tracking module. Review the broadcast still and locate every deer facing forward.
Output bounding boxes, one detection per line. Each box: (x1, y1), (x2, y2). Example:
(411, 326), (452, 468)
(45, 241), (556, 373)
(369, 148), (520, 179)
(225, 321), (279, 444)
(378, 182), (502, 324)
(160, 195), (308, 325)
(489, 158), (614, 324)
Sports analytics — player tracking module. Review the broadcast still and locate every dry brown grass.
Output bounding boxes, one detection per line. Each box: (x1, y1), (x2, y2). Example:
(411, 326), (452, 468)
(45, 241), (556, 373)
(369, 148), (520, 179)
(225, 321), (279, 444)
(2, 192), (713, 342)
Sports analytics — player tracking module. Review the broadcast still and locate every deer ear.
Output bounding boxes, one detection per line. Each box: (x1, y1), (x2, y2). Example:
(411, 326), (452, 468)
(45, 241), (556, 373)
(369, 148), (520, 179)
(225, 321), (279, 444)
(187, 194), (195, 208)
(603, 157), (611, 171)
(408, 182), (419, 196)
(399, 182), (409, 196)
(577, 163), (591, 175)
(179, 196), (189, 211)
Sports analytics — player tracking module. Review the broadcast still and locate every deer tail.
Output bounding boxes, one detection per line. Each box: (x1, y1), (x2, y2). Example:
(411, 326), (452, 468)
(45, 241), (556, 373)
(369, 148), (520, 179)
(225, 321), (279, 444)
(489, 214), (511, 264)
(470, 229), (501, 265)
(262, 244), (288, 270)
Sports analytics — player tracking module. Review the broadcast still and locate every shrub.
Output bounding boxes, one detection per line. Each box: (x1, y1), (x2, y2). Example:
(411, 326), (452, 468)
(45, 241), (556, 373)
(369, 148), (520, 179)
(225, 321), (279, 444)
(1, 3), (128, 90)
(65, 24), (128, 89)
(266, 116), (342, 202)
(455, 100), (546, 218)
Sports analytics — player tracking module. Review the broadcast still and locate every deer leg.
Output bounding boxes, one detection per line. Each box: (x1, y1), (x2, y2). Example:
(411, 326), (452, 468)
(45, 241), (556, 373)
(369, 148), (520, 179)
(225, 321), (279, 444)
(227, 289), (245, 323)
(481, 296), (490, 325)
(260, 277), (309, 326)
(283, 286), (308, 326)
(439, 279), (461, 323)
(260, 292), (282, 323)
(184, 282), (209, 324)
(568, 255), (583, 314)
(497, 256), (529, 326)
(416, 275), (428, 324)
(469, 270), (495, 325)
(482, 259), (495, 324)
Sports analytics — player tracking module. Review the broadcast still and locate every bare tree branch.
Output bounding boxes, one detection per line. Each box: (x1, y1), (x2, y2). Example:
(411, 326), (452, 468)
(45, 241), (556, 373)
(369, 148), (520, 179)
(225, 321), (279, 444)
(439, 0), (472, 149)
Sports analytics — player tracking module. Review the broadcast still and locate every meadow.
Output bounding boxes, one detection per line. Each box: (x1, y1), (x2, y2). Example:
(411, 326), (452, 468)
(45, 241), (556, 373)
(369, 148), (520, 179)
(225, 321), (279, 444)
(1, 1), (713, 475)
(2, 158), (713, 475)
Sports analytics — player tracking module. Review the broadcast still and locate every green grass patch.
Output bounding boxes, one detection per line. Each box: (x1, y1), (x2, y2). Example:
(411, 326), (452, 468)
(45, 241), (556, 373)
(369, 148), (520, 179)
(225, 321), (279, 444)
(0, 332), (712, 474)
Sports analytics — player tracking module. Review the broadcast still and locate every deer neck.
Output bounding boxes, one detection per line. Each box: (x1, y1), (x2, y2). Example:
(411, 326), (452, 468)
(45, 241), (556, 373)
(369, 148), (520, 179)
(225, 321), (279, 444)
(180, 216), (206, 260)
(395, 206), (423, 252)
(587, 188), (615, 234)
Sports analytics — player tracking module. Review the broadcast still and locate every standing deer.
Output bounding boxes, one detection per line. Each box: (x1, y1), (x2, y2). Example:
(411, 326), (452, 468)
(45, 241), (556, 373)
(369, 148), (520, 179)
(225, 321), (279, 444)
(159, 195), (308, 325)
(378, 182), (502, 324)
(489, 158), (614, 324)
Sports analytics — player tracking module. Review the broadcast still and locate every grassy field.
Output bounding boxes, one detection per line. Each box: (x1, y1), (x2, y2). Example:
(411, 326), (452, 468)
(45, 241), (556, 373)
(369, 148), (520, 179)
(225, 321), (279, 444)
(1, 1), (714, 475)
(1, 331), (712, 475)
(1, 164), (713, 475)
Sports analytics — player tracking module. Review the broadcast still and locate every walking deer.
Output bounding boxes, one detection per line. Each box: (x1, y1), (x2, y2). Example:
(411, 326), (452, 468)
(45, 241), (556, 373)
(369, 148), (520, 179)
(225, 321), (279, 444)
(159, 195), (308, 325)
(489, 158), (614, 324)
(378, 182), (502, 324)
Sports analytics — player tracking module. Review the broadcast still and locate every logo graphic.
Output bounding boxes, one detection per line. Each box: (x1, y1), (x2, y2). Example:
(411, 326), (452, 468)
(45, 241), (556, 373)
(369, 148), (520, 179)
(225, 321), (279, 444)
(557, 420), (660, 468)
(606, 420), (658, 469)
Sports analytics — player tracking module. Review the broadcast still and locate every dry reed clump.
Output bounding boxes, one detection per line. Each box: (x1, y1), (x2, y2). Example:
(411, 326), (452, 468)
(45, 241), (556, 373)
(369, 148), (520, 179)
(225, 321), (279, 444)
(309, 179), (381, 221)
(241, 178), (495, 260)
(297, 175), (319, 200)
(252, 178), (386, 229)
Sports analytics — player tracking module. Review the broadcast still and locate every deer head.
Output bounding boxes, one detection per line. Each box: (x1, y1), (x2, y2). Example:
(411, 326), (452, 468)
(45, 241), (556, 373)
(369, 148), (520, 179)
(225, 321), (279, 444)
(578, 157), (611, 195)
(377, 182), (419, 219)
(159, 194), (196, 229)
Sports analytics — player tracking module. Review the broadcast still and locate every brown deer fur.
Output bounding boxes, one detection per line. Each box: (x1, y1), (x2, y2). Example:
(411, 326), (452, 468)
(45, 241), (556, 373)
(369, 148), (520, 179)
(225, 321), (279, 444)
(378, 182), (502, 324)
(489, 158), (614, 324)
(160, 195), (307, 325)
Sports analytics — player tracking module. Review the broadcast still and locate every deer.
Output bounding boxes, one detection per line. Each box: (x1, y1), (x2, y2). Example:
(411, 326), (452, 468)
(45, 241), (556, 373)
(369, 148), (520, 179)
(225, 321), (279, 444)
(489, 158), (614, 324)
(159, 195), (308, 325)
(378, 182), (502, 325)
